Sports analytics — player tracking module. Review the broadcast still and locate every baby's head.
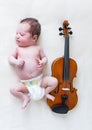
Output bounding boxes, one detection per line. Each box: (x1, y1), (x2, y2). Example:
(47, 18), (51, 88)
(16, 18), (41, 47)
(20, 18), (41, 38)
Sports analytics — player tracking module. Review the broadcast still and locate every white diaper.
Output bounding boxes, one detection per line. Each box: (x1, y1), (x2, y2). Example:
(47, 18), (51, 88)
(21, 75), (45, 100)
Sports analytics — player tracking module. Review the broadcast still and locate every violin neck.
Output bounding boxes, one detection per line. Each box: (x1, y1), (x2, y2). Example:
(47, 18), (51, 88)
(63, 34), (70, 80)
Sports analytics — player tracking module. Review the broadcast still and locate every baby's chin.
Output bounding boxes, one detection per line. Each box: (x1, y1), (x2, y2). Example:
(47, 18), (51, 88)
(16, 41), (33, 47)
(16, 41), (21, 46)
(16, 42), (25, 47)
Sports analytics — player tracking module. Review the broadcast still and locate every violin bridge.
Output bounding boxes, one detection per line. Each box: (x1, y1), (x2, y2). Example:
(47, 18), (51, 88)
(62, 88), (70, 91)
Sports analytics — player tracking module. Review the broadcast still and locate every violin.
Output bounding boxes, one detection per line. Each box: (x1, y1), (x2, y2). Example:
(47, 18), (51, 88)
(47, 20), (78, 114)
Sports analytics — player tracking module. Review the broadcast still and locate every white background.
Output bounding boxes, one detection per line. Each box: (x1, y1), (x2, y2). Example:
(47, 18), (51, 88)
(0, 0), (92, 130)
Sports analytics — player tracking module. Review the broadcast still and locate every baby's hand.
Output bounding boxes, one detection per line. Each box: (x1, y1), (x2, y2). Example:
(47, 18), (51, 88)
(17, 58), (25, 67)
(36, 58), (44, 69)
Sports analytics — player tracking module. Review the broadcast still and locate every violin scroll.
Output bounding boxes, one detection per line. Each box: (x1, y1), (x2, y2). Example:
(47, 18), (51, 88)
(59, 20), (73, 36)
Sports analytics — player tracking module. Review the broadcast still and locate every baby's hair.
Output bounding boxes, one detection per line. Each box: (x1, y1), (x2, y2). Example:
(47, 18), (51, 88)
(20, 18), (41, 37)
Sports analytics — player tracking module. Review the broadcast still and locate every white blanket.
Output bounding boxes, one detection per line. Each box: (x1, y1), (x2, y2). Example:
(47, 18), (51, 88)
(0, 0), (92, 130)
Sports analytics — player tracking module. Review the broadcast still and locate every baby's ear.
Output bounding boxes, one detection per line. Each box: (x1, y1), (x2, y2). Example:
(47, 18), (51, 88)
(33, 35), (38, 41)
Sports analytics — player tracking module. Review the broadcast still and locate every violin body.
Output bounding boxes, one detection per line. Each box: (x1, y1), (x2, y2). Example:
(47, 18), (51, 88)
(47, 20), (78, 114)
(47, 57), (78, 111)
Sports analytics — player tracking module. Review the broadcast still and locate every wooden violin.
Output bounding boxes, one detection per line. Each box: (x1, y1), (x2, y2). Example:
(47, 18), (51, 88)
(47, 20), (78, 114)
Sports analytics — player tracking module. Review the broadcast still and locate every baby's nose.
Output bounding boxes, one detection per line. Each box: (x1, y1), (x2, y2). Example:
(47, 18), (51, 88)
(16, 34), (20, 39)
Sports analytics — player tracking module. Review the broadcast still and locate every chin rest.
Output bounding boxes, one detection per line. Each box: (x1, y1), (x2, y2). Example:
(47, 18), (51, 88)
(52, 95), (69, 114)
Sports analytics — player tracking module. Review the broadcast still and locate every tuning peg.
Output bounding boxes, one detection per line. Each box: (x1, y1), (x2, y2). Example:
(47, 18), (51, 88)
(69, 31), (73, 35)
(59, 32), (64, 36)
(59, 27), (63, 31)
(68, 27), (71, 30)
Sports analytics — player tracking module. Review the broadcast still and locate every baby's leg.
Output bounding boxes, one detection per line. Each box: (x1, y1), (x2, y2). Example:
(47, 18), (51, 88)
(10, 83), (30, 109)
(41, 76), (58, 101)
(45, 93), (55, 101)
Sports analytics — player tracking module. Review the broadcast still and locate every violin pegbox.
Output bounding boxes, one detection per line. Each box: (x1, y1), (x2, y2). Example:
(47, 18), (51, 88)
(59, 20), (73, 36)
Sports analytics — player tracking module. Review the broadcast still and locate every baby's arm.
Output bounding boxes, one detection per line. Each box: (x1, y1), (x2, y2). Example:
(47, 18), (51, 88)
(8, 48), (25, 67)
(38, 47), (48, 66)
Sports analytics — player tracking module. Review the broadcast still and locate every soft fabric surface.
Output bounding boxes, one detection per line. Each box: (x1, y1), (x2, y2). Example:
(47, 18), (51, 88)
(0, 0), (92, 130)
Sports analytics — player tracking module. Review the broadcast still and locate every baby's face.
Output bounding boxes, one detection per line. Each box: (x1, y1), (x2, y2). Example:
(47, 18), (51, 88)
(15, 23), (35, 47)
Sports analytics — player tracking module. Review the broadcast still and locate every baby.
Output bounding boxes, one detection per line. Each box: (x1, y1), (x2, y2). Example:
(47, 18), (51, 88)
(9, 18), (58, 109)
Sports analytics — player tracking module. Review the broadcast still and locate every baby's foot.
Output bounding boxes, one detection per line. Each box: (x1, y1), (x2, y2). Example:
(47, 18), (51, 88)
(46, 94), (55, 101)
(22, 96), (30, 109)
